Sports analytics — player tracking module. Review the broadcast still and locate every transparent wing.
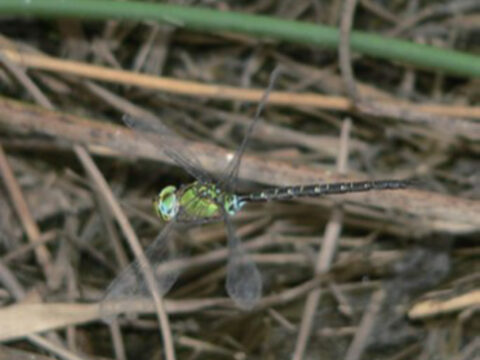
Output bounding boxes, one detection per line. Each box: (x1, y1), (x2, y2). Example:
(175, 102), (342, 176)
(223, 212), (262, 310)
(219, 67), (280, 192)
(100, 220), (185, 321)
(123, 115), (213, 183)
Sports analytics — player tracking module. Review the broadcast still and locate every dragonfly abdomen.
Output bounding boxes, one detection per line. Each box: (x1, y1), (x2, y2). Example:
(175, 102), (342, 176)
(239, 179), (413, 203)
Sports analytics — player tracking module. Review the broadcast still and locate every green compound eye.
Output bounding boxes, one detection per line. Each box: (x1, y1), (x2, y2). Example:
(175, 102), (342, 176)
(154, 185), (178, 221)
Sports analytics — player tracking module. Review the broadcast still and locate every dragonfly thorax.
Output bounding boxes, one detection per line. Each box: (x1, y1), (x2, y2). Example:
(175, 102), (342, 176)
(154, 182), (244, 222)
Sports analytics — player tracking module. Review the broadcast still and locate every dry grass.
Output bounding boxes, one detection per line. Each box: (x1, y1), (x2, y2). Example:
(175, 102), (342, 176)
(0, 1), (479, 359)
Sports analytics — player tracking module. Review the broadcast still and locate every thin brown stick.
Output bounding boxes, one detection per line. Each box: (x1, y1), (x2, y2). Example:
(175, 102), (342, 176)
(1, 48), (480, 122)
(0, 345), (56, 360)
(336, 0), (471, 144)
(338, 0), (360, 101)
(0, 279), (382, 342)
(0, 48), (56, 281)
(164, 96), (368, 156)
(388, 1), (479, 37)
(0, 299), (229, 342)
(337, 0), (480, 141)
(0, 146), (53, 279)
(408, 289), (480, 320)
(1, 230), (57, 263)
(268, 308), (296, 332)
(1, 42), (175, 359)
(0, 51), (54, 109)
(336, 4), (384, 357)
(0, 96), (478, 234)
(0, 260), (87, 360)
(97, 196), (130, 272)
(108, 319), (127, 360)
(1, 8), (476, 359)
(176, 335), (235, 357)
(328, 281), (354, 317)
(344, 289), (386, 360)
(25, 334), (86, 360)
(455, 337), (480, 360)
(388, 343), (422, 360)
(360, 0), (399, 24)
(292, 118), (349, 359)
(74, 146), (176, 360)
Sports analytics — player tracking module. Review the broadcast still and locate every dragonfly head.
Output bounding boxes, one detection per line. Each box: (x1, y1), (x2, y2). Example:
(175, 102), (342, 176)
(153, 185), (179, 221)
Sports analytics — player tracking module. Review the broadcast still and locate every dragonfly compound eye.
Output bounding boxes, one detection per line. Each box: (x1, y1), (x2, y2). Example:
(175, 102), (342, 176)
(154, 185), (178, 221)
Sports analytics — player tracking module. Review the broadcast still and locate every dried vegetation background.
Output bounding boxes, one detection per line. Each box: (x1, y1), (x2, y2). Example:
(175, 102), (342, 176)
(0, 0), (479, 359)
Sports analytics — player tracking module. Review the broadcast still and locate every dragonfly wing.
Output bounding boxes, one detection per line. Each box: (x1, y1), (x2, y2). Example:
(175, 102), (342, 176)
(218, 68), (280, 191)
(123, 115), (213, 183)
(100, 220), (184, 321)
(223, 213), (262, 310)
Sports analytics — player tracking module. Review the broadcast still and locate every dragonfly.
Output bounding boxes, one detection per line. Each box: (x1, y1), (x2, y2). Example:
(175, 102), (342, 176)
(101, 69), (412, 314)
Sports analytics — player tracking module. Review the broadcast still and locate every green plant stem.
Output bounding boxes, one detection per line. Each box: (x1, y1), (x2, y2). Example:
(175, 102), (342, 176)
(1, 0), (479, 77)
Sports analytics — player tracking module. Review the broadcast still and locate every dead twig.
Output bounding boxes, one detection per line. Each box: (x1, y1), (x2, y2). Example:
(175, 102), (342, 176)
(0, 260), (87, 360)
(1, 48), (480, 128)
(338, 0), (360, 101)
(1, 41), (176, 359)
(344, 289), (386, 360)
(75, 146), (176, 360)
(408, 289), (480, 320)
(292, 119), (350, 359)
(0, 147), (53, 279)
(0, 96), (478, 234)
